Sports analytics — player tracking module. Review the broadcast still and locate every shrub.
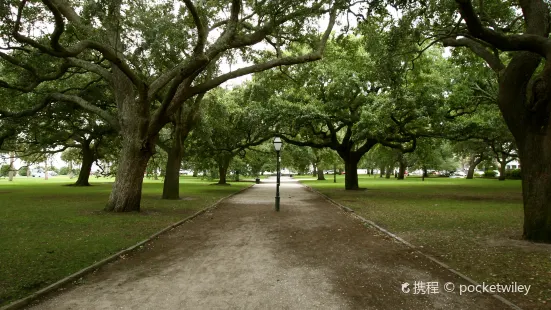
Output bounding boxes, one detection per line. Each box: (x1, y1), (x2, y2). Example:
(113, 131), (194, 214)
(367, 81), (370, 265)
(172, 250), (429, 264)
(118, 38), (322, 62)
(0, 165), (10, 177)
(505, 169), (522, 180)
(484, 170), (497, 178)
(59, 166), (70, 175)
(19, 166), (28, 176)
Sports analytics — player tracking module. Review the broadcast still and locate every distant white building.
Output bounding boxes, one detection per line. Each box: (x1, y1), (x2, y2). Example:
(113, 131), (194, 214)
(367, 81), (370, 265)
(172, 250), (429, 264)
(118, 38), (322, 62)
(30, 168), (56, 177)
(506, 160), (521, 170)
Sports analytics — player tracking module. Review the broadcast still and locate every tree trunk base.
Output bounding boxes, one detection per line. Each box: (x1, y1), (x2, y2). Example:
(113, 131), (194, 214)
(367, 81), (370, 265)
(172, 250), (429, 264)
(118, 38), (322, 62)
(105, 148), (151, 213)
(317, 169), (326, 181)
(518, 135), (551, 243)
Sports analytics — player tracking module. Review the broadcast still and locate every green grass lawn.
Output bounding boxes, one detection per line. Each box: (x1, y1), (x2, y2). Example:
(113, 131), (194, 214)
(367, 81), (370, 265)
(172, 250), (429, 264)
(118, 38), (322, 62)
(301, 175), (551, 309)
(290, 174), (323, 179)
(0, 175), (250, 306)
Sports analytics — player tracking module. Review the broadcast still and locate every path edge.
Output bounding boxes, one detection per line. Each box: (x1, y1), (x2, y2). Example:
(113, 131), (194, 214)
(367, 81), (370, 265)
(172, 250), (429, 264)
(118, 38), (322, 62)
(303, 184), (523, 310)
(1, 184), (253, 310)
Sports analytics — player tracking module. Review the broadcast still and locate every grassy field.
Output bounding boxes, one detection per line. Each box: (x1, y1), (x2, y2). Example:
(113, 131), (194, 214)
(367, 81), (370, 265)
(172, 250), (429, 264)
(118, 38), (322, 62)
(0, 175), (250, 306)
(291, 174), (332, 180)
(300, 175), (551, 309)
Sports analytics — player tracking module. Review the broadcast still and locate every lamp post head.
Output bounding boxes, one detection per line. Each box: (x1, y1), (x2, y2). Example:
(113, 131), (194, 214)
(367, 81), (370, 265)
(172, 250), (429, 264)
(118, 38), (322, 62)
(273, 136), (283, 151)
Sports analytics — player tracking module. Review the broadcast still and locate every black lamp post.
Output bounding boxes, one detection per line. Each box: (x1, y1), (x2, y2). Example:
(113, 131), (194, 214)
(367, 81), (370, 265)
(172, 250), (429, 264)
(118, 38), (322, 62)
(273, 136), (282, 212)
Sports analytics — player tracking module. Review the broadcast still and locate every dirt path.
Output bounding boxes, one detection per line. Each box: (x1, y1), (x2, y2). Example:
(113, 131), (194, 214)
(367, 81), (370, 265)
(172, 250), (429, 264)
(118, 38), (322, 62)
(30, 177), (509, 309)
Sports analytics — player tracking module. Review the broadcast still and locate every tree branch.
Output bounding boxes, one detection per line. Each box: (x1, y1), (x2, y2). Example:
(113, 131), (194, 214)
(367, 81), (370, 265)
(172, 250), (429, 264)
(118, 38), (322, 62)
(11, 1), (144, 93)
(454, 0), (551, 57)
(147, 54), (210, 102)
(355, 138), (378, 156)
(0, 97), (52, 118)
(50, 0), (82, 24)
(67, 58), (113, 82)
(442, 36), (505, 72)
(50, 93), (120, 131)
(281, 135), (332, 149)
(182, 0), (207, 54)
(187, 6), (336, 99)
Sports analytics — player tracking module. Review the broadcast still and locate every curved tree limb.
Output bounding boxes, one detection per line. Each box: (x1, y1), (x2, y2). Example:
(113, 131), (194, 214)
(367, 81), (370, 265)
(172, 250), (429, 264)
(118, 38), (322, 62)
(0, 97), (52, 118)
(442, 36), (505, 73)
(454, 0), (551, 57)
(50, 93), (120, 131)
(183, 0), (207, 54)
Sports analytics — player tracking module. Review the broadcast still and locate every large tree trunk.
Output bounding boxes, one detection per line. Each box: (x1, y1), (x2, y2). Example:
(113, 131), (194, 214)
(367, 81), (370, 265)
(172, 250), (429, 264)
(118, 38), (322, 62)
(335, 142), (376, 189)
(312, 164), (317, 177)
(74, 144), (94, 186)
(398, 163), (406, 180)
(105, 137), (154, 212)
(497, 52), (551, 242)
(422, 167), (428, 181)
(518, 135), (551, 242)
(317, 168), (326, 180)
(337, 149), (363, 190)
(218, 163), (229, 185)
(466, 155), (483, 180)
(104, 53), (159, 212)
(398, 156), (406, 180)
(344, 159), (359, 190)
(162, 138), (183, 199)
(379, 166), (385, 178)
(385, 165), (392, 179)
